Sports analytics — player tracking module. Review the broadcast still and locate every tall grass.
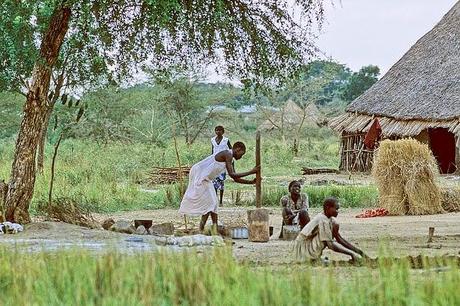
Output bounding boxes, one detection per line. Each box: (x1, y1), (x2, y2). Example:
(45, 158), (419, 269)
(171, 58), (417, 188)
(231, 185), (378, 208)
(0, 246), (458, 305)
(0, 133), (352, 213)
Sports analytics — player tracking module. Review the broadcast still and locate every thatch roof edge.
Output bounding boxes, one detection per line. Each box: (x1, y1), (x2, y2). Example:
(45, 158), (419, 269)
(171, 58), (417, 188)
(329, 113), (460, 137)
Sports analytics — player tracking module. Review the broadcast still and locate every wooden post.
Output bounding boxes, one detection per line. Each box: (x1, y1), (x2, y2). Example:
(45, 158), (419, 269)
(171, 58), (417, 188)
(247, 131), (269, 242)
(247, 208), (270, 242)
(427, 227), (435, 243)
(255, 131), (261, 208)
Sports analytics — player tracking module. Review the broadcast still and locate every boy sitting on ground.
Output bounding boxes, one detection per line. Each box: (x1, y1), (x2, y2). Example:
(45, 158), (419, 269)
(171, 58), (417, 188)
(294, 197), (367, 262)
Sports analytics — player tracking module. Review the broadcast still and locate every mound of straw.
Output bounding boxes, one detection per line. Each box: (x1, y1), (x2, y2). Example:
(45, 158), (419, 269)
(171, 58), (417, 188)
(372, 139), (444, 215)
(37, 198), (100, 229)
(440, 187), (460, 212)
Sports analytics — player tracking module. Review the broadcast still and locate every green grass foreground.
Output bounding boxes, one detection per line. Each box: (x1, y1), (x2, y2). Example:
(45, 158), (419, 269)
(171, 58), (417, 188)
(0, 247), (458, 305)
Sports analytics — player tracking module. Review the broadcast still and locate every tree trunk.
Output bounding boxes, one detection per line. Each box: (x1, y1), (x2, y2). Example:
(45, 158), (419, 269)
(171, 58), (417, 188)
(4, 7), (71, 223)
(48, 133), (63, 206)
(184, 118), (190, 146)
(293, 108), (308, 157)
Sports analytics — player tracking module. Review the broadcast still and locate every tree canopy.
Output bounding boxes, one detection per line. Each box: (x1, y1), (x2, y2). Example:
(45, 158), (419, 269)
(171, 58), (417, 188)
(341, 65), (380, 102)
(1, 0), (327, 93)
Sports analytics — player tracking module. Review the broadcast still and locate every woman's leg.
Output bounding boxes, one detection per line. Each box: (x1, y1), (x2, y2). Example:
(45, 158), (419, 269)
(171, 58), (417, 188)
(219, 189), (224, 206)
(200, 212), (210, 231)
(298, 209), (310, 229)
(210, 212), (218, 225)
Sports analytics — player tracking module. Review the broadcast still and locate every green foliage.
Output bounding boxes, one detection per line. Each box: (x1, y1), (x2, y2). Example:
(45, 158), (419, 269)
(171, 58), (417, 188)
(278, 60), (352, 107)
(0, 91), (23, 139)
(342, 65), (380, 102)
(0, 1), (37, 92)
(0, 74), (385, 213)
(72, 85), (169, 144)
(0, 247), (458, 305)
(155, 76), (214, 145)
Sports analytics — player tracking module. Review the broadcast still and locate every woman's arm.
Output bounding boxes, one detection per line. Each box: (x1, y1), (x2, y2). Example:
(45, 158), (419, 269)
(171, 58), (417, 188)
(332, 221), (367, 257)
(226, 159), (258, 179)
(233, 177), (256, 184)
(215, 151), (257, 180)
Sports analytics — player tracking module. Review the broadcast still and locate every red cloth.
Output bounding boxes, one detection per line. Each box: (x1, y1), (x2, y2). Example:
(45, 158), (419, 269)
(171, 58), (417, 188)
(364, 119), (381, 149)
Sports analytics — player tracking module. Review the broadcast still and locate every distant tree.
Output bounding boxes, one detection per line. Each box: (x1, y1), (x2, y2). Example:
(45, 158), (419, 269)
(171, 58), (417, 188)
(197, 83), (247, 111)
(0, 0), (327, 223)
(156, 76), (221, 146)
(341, 65), (380, 102)
(277, 60), (352, 106)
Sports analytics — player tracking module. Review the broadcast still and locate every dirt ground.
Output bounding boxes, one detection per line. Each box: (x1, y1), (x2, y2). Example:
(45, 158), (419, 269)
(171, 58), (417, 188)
(0, 207), (459, 263)
(96, 207), (460, 263)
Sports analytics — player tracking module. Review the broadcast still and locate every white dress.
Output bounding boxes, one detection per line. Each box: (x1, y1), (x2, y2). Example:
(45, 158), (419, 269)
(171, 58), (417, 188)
(179, 150), (231, 216)
(211, 136), (230, 154)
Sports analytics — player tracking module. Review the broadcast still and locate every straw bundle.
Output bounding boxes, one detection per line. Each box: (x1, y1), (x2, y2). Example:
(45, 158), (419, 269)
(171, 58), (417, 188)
(440, 187), (460, 212)
(372, 139), (444, 215)
(148, 166), (191, 185)
(37, 198), (100, 229)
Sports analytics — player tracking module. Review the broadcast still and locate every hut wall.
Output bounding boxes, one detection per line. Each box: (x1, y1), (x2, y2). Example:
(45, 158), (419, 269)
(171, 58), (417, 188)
(339, 132), (375, 172)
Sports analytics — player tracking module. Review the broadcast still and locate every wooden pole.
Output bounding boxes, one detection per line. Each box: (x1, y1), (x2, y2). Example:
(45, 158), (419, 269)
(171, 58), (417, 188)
(256, 131), (261, 208)
(248, 131), (269, 242)
(427, 227), (435, 243)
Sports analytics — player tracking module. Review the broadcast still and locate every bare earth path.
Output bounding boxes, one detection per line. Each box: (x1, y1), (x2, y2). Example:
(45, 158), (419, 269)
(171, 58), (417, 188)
(95, 207), (460, 263)
(0, 207), (458, 262)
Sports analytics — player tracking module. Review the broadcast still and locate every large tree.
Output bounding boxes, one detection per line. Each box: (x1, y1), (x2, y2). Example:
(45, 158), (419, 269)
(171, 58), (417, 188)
(0, 0), (326, 223)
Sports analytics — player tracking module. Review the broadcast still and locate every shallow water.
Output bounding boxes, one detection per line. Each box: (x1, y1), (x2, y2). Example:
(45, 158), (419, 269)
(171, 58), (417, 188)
(0, 238), (158, 253)
(0, 234), (224, 254)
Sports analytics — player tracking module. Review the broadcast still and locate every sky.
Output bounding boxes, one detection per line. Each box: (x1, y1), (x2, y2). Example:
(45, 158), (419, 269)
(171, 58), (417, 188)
(317, 0), (458, 74)
(205, 0), (458, 83)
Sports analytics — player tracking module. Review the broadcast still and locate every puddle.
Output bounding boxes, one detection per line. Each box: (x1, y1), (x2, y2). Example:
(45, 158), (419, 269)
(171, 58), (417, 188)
(0, 238), (159, 253)
(0, 235), (222, 254)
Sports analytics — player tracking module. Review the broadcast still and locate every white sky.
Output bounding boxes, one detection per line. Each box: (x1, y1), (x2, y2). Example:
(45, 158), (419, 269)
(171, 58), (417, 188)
(206, 0), (458, 83)
(317, 0), (458, 74)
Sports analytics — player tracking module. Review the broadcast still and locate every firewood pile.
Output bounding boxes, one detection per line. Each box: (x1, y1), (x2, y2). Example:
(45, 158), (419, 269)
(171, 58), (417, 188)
(301, 167), (339, 175)
(148, 166), (191, 185)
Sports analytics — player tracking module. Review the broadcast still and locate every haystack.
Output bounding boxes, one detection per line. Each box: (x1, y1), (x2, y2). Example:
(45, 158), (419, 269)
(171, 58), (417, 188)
(440, 187), (460, 212)
(372, 139), (444, 215)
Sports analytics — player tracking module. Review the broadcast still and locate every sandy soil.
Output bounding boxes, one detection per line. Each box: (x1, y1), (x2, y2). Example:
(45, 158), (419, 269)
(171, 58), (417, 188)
(0, 207), (458, 262)
(96, 207), (460, 263)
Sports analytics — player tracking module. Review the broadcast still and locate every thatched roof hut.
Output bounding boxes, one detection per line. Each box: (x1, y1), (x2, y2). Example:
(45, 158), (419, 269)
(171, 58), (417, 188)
(259, 100), (321, 132)
(330, 2), (460, 173)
